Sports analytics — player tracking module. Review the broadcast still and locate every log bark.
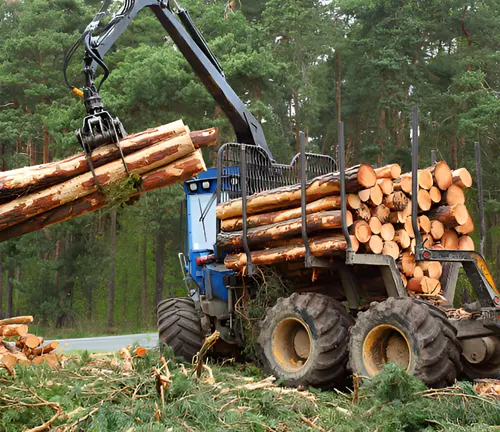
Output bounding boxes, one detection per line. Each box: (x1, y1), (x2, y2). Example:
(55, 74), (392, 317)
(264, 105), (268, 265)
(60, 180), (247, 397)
(427, 204), (469, 228)
(0, 151), (206, 243)
(371, 204), (390, 223)
(32, 340), (59, 356)
(455, 215), (474, 235)
(407, 277), (441, 295)
(216, 164), (377, 220)
(350, 220), (371, 243)
(452, 168), (472, 188)
(441, 184), (465, 205)
(217, 210), (353, 250)
(369, 217), (382, 235)
(189, 127), (219, 149)
(428, 161), (453, 190)
(374, 164), (401, 179)
(458, 235), (475, 251)
(0, 315), (33, 325)
(383, 192), (408, 211)
(0, 324), (28, 337)
(356, 203), (371, 221)
(0, 121), (193, 200)
(0, 133), (196, 231)
(220, 195), (342, 232)
(224, 234), (359, 271)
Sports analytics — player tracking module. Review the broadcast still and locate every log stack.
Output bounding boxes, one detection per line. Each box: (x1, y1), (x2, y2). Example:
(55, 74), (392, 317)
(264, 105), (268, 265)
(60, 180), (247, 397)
(0, 120), (215, 242)
(0, 315), (60, 372)
(216, 161), (475, 297)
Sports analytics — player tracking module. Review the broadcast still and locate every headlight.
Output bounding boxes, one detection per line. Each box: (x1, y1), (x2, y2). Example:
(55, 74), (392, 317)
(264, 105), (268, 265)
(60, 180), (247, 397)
(230, 177), (239, 186)
(189, 183), (198, 192)
(202, 181), (210, 190)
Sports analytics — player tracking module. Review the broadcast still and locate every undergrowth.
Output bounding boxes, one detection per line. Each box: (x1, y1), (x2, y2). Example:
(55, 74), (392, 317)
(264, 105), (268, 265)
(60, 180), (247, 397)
(1, 352), (499, 432)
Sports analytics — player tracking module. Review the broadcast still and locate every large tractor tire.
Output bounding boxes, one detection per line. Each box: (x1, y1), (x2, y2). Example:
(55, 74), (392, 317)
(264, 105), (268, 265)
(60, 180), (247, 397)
(349, 297), (462, 388)
(258, 293), (353, 389)
(157, 297), (204, 362)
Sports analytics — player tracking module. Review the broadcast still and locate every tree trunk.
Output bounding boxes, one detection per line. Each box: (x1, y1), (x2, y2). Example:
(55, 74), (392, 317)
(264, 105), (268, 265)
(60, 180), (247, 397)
(0, 151), (206, 243)
(155, 225), (167, 306)
(107, 210), (117, 328)
(6, 267), (14, 318)
(43, 124), (49, 164)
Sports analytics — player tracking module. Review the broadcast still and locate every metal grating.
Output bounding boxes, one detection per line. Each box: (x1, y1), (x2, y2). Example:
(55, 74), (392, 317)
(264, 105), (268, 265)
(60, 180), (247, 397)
(216, 143), (336, 203)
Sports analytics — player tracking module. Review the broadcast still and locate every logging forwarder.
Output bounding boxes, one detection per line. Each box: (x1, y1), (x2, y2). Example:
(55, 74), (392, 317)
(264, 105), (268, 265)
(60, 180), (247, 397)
(69, 0), (500, 388)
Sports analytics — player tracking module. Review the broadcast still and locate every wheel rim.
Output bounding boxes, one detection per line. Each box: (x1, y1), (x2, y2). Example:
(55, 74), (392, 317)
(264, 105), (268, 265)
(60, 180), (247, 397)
(272, 318), (312, 372)
(363, 324), (411, 376)
(463, 336), (500, 376)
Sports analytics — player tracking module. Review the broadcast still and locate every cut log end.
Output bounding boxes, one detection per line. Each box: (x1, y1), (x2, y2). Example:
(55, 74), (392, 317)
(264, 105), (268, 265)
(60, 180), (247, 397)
(452, 168), (473, 189)
(432, 161), (453, 190)
(382, 241), (399, 260)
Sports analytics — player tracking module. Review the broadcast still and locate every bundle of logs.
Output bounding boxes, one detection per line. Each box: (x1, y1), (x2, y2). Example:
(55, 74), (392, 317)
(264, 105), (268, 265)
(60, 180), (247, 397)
(0, 120), (215, 242)
(216, 161), (474, 297)
(0, 315), (60, 372)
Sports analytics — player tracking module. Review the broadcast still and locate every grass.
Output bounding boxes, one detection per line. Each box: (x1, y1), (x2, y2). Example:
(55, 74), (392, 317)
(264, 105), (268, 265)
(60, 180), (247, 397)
(1, 349), (500, 432)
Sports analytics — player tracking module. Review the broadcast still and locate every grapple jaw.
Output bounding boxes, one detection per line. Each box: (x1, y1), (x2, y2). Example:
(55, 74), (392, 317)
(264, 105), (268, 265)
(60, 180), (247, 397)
(76, 110), (127, 153)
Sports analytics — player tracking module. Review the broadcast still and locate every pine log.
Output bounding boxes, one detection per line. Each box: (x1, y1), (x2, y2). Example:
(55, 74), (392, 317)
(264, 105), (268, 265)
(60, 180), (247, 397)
(32, 341), (59, 356)
(393, 176), (412, 194)
(0, 353), (17, 368)
(416, 170), (434, 190)
(216, 164), (377, 220)
(369, 217), (382, 235)
(0, 316), (33, 325)
(441, 184), (465, 205)
(452, 168), (473, 189)
(380, 223), (395, 241)
(0, 121), (195, 200)
(216, 210), (353, 250)
(371, 204), (390, 223)
(359, 185), (383, 206)
(32, 353), (60, 368)
(374, 164), (401, 179)
(382, 241), (399, 260)
(442, 230), (459, 250)
(377, 178), (394, 195)
(357, 203), (372, 222)
(428, 161), (453, 190)
(427, 204), (469, 228)
(401, 252), (416, 277)
(430, 220), (445, 240)
(458, 235), (475, 251)
(404, 217), (415, 238)
(400, 199), (412, 220)
(220, 195), (342, 232)
(366, 234), (384, 254)
(422, 234), (434, 248)
(417, 261), (443, 279)
(394, 229), (411, 249)
(20, 334), (41, 349)
(413, 266), (424, 278)
(418, 215), (431, 234)
(407, 277), (441, 295)
(417, 189), (432, 211)
(401, 273), (408, 288)
(350, 220), (372, 243)
(429, 186), (441, 204)
(0, 151), (206, 243)
(0, 133), (196, 231)
(455, 215), (474, 235)
(0, 324), (28, 337)
(347, 194), (362, 210)
(189, 127), (219, 149)
(223, 234), (359, 271)
(383, 192), (408, 211)
(388, 212), (402, 224)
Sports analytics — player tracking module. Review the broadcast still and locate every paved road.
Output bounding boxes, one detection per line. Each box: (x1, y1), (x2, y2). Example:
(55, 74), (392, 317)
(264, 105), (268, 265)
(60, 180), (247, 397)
(49, 333), (159, 353)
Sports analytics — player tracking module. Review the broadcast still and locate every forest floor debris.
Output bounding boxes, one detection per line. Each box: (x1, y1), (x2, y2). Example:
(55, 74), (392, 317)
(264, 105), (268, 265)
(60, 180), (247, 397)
(0, 348), (500, 431)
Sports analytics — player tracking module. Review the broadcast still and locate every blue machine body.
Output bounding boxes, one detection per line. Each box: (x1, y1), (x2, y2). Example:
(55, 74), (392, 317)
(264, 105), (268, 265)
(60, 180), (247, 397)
(183, 168), (234, 303)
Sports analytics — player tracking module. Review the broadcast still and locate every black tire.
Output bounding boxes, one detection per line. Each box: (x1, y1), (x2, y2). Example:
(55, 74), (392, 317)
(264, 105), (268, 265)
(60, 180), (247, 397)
(157, 297), (204, 362)
(258, 293), (353, 389)
(349, 297), (462, 388)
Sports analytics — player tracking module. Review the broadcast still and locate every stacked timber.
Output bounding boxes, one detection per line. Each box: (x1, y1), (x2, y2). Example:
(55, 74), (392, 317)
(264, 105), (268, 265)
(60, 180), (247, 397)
(217, 161), (475, 298)
(0, 120), (215, 242)
(0, 316), (60, 372)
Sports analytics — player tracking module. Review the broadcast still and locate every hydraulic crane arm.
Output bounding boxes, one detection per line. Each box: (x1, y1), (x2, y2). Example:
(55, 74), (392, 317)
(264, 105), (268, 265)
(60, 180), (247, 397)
(67, 0), (272, 159)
